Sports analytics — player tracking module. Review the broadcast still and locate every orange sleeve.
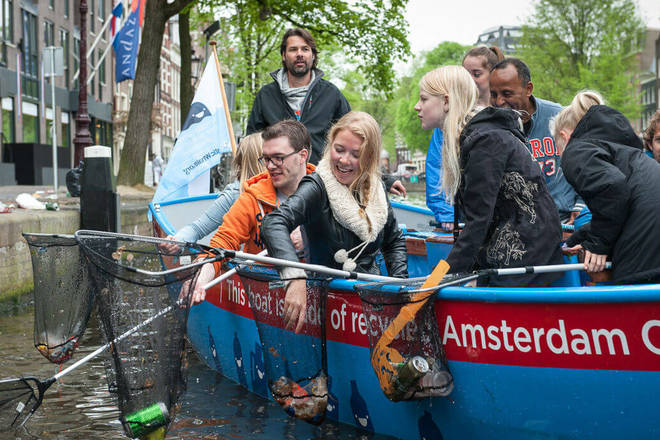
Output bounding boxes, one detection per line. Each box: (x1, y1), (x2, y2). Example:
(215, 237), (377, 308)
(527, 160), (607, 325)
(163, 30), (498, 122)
(209, 192), (258, 275)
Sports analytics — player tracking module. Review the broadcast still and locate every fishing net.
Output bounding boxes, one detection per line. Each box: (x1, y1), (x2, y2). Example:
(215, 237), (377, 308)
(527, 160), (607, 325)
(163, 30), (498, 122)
(23, 233), (95, 364)
(75, 230), (211, 439)
(357, 279), (453, 401)
(236, 264), (328, 424)
(0, 377), (44, 429)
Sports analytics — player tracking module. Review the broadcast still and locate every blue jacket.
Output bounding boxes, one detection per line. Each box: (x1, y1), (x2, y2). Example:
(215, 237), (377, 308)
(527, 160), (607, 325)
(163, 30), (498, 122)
(174, 180), (240, 242)
(526, 96), (584, 222)
(425, 129), (454, 223)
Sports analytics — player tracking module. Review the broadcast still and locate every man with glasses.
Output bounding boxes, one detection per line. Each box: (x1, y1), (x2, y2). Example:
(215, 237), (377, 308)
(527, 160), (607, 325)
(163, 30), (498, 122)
(188, 120), (314, 305)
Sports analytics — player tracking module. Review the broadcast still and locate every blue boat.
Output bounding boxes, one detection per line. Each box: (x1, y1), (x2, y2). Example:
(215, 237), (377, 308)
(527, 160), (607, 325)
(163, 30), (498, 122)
(150, 194), (660, 440)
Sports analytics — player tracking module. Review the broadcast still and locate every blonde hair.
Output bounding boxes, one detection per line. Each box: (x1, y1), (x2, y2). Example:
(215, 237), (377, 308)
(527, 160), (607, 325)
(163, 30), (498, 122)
(323, 111), (382, 205)
(551, 90), (605, 141)
(234, 133), (266, 191)
(419, 66), (480, 201)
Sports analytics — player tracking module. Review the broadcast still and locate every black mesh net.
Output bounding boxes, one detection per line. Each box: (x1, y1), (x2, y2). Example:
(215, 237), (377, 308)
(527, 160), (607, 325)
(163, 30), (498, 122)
(236, 264), (328, 424)
(0, 377), (43, 429)
(75, 231), (209, 439)
(23, 233), (95, 364)
(356, 279), (453, 401)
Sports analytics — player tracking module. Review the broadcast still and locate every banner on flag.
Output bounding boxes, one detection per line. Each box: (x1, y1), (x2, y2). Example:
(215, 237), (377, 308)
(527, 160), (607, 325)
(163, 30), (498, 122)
(113, 7), (139, 82)
(131, 0), (146, 27)
(152, 58), (233, 204)
(111, 2), (123, 37)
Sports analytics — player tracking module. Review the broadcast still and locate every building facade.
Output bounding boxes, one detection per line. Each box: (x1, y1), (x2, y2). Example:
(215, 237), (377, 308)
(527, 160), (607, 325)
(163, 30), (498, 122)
(0, 0), (113, 185)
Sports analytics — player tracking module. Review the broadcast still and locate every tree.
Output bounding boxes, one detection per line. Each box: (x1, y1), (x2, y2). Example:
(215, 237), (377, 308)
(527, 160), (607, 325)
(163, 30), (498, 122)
(517, 0), (644, 119)
(395, 41), (468, 153)
(117, 0), (195, 186)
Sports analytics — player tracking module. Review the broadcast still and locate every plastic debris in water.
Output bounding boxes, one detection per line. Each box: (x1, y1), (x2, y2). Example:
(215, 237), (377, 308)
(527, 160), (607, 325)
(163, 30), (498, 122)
(270, 375), (328, 424)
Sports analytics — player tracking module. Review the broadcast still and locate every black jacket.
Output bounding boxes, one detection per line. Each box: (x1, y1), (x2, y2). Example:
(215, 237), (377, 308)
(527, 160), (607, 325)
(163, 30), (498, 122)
(246, 69), (351, 165)
(448, 107), (563, 286)
(261, 173), (408, 278)
(562, 105), (660, 284)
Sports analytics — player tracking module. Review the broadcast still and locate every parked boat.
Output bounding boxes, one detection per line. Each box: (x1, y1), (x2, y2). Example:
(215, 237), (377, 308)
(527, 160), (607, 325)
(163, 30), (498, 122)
(150, 195), (660, 440)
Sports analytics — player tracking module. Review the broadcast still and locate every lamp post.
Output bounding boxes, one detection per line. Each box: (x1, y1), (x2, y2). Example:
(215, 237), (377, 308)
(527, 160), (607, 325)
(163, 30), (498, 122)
(73, 0), (93, 166)
(190, 53), (203, 89)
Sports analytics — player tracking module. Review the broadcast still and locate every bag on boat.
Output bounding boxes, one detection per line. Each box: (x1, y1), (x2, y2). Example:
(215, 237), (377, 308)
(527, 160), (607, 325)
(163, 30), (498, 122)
(76, 231), (203, 440)
(236, 264), (328, 424)
(357, 279), (453, 401)
(23, 233), (95, 364)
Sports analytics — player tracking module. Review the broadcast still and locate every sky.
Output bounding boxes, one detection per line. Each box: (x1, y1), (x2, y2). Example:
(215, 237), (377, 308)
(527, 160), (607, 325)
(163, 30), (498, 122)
(404, 0), (660, 56)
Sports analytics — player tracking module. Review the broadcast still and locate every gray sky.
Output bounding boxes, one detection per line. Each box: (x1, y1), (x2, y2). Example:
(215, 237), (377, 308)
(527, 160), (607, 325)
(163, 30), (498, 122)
(404, 0), (660, 55)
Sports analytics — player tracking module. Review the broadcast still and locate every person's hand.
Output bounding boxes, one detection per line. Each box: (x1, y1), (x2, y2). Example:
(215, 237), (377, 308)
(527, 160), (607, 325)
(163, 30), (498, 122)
(441, 222), (454, 232)
(388, 180), (407, 197)
(283, 279), (307, 333)
(584, 250), (607, 273)
(158, 235), (181, 254)
(180, 263), (216, 306)
(563, 244), (583, 256)
(290, 226), (304, 251)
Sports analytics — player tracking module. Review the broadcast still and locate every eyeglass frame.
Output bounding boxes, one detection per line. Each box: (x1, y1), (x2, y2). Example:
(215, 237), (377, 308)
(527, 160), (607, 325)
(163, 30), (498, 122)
(258, 150), (301, 167)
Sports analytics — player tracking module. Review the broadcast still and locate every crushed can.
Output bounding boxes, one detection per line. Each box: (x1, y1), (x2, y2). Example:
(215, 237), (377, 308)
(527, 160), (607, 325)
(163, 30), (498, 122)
(123, 402), (170, 439)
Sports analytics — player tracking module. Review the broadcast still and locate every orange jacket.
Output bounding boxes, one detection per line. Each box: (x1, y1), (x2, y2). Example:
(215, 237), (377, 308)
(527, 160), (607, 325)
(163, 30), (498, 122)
(210, 163), (315, 275)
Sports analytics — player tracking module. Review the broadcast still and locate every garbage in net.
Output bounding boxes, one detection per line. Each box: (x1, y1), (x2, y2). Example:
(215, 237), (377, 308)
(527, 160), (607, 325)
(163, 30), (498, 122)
(356, 278), (453, 401)
(75, 230), (206, 439)
(236, 263), (328, 424)
(23, 233), (95, 364)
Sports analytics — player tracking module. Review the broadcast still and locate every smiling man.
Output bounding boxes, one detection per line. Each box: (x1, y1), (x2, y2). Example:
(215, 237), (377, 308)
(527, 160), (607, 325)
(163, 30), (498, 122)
(188, 120), (315, 305)
(489, 58), (584, 223)
(246, 28), (351, 165)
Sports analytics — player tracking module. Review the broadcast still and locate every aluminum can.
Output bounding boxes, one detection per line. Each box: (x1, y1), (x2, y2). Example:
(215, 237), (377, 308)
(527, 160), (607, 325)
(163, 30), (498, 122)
(124, 402), (170, 438)
(395, 356), (429, 391)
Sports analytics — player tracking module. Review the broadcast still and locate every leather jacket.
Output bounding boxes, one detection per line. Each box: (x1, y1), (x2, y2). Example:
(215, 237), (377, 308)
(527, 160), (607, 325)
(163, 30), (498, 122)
(261, 173), (408, 278)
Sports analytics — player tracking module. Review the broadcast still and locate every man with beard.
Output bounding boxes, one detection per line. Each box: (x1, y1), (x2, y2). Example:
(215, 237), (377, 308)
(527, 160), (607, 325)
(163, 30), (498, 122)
(489, 58), (583, 223)
(247, 28), (350, 165)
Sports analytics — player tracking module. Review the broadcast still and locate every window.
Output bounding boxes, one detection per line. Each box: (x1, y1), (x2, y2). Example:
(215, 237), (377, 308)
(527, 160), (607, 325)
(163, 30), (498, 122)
(89, 0), (95, 33)
(0, 0), (13, 66)
(21, 9), (39, 99)
(73, 36), (79, 89)
(90, 50), (95, 96)
(98, 48), (105, 100)
(61, 112), (70, 148)
(2, 97), (15, 143)
(22, 101), (38, 143)
(45, 107), (54, 145)
(59, 28), (69, 87)
(49, 0), (53, 9)
(98, 0), (105, 21)
(44, 20), (54, 46)
(63, 0), (69, 19)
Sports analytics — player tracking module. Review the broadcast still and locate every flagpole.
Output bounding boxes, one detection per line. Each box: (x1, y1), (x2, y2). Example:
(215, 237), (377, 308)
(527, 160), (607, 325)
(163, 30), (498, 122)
(209, 41), (237, 156)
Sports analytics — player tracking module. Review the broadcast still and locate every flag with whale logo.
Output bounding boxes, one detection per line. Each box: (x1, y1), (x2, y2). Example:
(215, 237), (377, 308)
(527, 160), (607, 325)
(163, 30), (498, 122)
(153, 56), (232, 204)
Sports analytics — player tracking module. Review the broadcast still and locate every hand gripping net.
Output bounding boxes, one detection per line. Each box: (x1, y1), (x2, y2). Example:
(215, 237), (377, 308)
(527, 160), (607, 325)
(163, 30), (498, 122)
(23, 233), (95, 364)
(356, 278), (453, 401)
(75, 230), (208, 439)
(235, 264), (328, 424)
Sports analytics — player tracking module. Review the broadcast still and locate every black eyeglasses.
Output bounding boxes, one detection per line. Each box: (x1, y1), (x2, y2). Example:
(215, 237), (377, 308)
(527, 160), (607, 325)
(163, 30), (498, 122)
(258, 150), (299, 167)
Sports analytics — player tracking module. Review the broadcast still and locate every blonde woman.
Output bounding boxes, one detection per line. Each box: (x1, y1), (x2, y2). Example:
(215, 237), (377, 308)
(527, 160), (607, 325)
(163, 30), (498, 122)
(553, 91), (660, 283)
(261, 111), (408, 332)
(415, 66), (562, 286)
(173, 133), (265, 242)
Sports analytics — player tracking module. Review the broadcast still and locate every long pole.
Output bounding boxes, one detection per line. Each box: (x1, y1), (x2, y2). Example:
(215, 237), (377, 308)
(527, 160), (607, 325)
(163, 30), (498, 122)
(209, 42), (237, 155)
(50, 49), (58, 199)
(73, 0), (94, 165)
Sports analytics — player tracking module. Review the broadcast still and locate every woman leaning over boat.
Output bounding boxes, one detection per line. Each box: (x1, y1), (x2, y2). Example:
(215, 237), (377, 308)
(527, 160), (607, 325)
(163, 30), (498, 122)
(261, 111), (408, 332)
(552, 91), (660, 284)
(415, 65), (563, 286)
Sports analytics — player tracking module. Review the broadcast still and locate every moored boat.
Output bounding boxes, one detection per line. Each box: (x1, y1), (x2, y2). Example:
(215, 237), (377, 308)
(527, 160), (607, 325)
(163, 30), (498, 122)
(150, 195), (660, 440)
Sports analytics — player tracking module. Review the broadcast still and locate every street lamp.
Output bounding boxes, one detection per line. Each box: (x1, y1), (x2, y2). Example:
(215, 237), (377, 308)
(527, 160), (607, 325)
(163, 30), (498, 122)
(190, 53), (203, 88)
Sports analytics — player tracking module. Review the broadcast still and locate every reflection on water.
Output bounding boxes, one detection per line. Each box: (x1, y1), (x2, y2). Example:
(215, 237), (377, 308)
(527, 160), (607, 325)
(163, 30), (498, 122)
(0, 300), (397, 440)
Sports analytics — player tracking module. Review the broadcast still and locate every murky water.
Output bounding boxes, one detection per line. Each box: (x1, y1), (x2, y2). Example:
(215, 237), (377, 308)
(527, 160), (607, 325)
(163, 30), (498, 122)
(0, 298), (397, 440)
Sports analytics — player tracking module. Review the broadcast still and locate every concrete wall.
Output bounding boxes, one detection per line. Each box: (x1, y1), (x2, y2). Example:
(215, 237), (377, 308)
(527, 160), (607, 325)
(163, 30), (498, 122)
(0, 205), (152, 302)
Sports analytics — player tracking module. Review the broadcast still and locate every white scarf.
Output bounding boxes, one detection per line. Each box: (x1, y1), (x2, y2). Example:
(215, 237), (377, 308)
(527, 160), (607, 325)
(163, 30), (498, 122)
(316, 158), (388, 242)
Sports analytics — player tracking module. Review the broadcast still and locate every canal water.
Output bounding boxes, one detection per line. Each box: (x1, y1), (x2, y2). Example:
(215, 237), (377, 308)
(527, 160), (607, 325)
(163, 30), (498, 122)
(0, 298), (397, 440)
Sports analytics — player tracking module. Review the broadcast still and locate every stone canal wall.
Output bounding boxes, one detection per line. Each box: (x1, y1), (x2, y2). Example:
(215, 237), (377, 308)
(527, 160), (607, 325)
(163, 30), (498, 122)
(0, 195), (153, 302)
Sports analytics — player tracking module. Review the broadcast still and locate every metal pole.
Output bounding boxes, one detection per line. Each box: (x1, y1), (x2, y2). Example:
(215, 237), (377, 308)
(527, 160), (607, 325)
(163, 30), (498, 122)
(74, 0), (93, 166)
(50, 49), (58, 199)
